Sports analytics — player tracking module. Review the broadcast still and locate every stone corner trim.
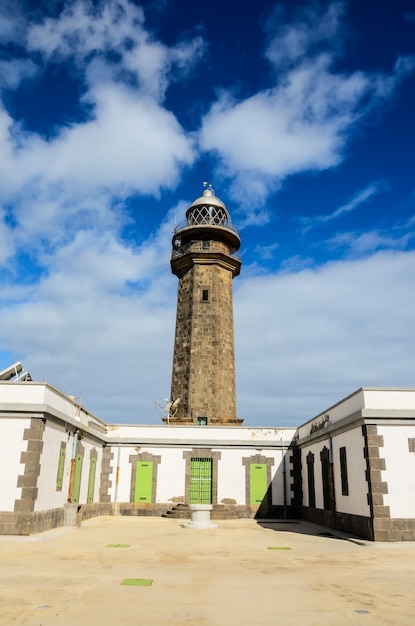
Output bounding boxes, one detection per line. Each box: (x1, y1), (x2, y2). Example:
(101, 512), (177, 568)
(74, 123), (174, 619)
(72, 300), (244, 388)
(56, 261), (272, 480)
(15, 418), (45, 514)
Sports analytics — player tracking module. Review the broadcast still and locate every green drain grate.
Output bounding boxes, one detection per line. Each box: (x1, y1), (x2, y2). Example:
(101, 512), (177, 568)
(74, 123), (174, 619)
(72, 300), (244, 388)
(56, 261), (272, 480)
(106, 544), (131, 548)
(121, 578), (153, 586)
(267, 546), (292, 550)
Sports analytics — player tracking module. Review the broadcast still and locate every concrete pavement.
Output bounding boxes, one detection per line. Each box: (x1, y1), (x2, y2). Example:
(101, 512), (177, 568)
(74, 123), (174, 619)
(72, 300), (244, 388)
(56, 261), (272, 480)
(1, 516), (414, 625)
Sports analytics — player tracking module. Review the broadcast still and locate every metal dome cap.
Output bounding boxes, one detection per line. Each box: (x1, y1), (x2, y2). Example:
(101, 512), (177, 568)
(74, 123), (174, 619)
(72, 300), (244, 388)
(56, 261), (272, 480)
(186, 183), (231, 226)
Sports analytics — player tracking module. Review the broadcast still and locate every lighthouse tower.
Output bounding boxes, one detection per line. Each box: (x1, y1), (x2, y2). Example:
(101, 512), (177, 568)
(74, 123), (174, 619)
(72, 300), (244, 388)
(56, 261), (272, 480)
(166, 184), (243, 426)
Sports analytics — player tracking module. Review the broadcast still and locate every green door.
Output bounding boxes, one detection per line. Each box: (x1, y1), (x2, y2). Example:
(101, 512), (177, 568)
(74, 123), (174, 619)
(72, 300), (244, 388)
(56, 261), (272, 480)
(190, 458), (212, 504)
(73, 453), (83, 503)
(134, 461), (153, 503)
(250, 464), (267, 505)
(87, 457), (96, 503)
(56, 447), (66, 490)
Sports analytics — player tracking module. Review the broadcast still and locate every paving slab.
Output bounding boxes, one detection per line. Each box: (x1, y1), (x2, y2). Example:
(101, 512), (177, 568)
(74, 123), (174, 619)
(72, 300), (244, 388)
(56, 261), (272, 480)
(1, 516), (415, 625)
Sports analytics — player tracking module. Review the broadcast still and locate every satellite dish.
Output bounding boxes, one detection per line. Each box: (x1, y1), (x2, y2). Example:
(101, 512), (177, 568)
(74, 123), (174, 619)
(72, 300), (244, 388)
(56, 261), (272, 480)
(170, 398), (181, 416)
(163, 401), (173, 414)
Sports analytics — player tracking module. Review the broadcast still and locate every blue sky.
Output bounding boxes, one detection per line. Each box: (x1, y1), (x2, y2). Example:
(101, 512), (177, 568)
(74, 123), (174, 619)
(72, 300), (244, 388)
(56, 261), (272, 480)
(0, 0), (414, 426)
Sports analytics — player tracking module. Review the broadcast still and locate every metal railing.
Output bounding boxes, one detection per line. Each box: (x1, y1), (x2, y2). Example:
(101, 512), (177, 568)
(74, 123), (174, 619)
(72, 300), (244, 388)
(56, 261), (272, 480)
(171, 240), (241, 260)
(173, 218), (240, 237)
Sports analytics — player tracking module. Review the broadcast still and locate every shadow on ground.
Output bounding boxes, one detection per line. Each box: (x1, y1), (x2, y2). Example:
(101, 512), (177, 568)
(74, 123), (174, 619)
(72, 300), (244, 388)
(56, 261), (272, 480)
(256, 519), (366, 543)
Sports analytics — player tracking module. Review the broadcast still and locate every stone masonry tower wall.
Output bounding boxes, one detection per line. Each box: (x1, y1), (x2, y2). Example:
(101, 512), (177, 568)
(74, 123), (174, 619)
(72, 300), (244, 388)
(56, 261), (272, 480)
(166, 185), (243, 425)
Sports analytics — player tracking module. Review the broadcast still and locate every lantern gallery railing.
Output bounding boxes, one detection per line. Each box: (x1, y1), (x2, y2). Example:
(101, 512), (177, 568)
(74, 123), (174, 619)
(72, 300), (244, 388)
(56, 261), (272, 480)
(173, 217), (240, 237)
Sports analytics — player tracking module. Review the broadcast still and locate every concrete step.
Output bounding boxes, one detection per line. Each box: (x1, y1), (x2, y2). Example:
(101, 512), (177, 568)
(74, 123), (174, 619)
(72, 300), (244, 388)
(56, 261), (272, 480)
(162, 503), (240, 520)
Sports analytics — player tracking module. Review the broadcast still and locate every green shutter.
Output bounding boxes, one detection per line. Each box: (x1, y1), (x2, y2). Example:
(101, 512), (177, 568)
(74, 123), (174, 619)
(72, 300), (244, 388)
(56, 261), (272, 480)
(87, 457), (97, 503)
(73, 453), (83, 504)
(189, 458), (212, 504)
(56, 447), (66, 490)
(134, 462), (153, 503)
(250, 464), (267, 505)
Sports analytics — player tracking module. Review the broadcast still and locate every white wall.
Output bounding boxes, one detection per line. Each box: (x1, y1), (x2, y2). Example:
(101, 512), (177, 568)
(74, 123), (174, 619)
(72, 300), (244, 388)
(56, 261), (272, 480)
(108, 424), (296, 443)
(109, 446), (131, 503)
(297, 389), (365, 439)
(301, 432), (370, 517)
(155, 448), (186, 502)
(108, 445), (288, 506)
(297, 388), (415, 441)
(0, 418), (29, 511)
(378, 425), (415, 518)
(0, 382), (106, 432)
(111, 446), (189, 504)
(35, 421), (69, 511)
(301, 441), (325, 509)
(76, 439), (104, 505)
(332, 428), (369, 516)
(217, 449), (246, 504)
(35, 425), (104, 510)
(272, 449), (289, 506)
(363, 389), (415, 410)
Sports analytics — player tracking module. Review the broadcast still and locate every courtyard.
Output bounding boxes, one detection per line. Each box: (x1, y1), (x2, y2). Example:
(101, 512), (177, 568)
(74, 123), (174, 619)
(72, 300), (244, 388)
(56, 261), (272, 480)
(1, 516), (414, 625)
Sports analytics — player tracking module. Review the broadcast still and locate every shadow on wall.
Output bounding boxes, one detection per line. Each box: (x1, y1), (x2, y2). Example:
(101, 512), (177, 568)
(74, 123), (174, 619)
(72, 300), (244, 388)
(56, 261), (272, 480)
(252, 455), (290, 520)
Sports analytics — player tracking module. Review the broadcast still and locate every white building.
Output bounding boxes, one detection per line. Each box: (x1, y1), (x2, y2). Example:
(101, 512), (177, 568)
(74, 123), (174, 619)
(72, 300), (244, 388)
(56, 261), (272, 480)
(1, 379), (414, 540)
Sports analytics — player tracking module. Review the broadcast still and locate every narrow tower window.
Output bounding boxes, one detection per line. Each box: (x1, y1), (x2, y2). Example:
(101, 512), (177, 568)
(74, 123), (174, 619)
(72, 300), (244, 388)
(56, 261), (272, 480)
(202, 289), (209, 302)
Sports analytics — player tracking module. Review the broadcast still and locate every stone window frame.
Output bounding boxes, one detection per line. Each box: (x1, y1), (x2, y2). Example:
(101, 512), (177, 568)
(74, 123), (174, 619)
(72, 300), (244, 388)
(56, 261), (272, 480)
(128, 451), (161, 503)
(201, 286), (210, 302)
(242, 454), (274, 507)
(183, 449), (221, 504)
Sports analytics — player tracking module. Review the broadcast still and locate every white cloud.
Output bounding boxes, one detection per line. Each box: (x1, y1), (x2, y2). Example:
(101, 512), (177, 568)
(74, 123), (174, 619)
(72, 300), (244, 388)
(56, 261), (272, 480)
(299, 181), (385, 232)
(24, 82), (193, 192)
(0, 0), (202, 267)
(199, 4), (415, 222)
(0, 0), (26, 44)
(0, 207), (178, 423)
(0, 0), (413, 430)
(234, 249), (415, 425)
(327, 229), (413, 256)
(26, 0), (205, 101)
(0, 207), (15, 265)
(254, 242), (279, 261)
(27, 0), (146, 63)
(2, 243), (414, 427)
(0, 0), (204, 200)
(265, 1), (344, 67)
(0, 59), (38, 90)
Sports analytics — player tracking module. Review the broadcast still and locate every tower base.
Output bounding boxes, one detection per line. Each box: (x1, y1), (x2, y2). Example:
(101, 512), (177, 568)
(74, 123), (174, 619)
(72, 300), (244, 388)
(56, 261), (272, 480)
(162, 416), (244, 426)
